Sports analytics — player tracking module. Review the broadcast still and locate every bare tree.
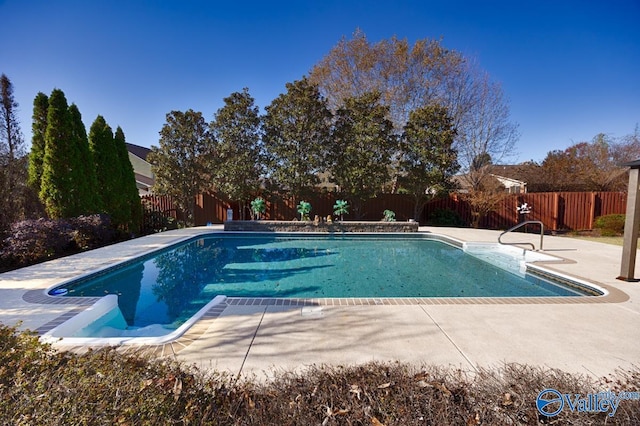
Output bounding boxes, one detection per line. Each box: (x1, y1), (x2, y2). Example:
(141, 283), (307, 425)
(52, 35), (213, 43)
(446, 64), (519, 190)
(0, 74), (30, 230)
(309, 29), (464, 132)
(0, 74), (25, 161)
(309, 30), (519, 194)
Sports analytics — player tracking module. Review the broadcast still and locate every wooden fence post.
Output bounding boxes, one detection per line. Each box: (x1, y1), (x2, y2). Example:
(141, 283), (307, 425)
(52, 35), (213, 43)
(588, 192), (596, 230)
(552, 193), (559, 231)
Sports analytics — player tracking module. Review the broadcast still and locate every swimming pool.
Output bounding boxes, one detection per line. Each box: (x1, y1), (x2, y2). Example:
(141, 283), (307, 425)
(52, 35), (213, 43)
(46, 232), (599, 340)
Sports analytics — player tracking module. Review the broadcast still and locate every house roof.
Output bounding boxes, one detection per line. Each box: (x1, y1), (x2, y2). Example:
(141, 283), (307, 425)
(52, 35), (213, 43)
(486, 164), (530, 182)
(126, 143), (152, 161)
(453, 164), (528, 193)
(134, 172), (154, 187)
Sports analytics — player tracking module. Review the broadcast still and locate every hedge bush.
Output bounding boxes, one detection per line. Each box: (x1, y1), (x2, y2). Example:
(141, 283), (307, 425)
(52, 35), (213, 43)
(0, 214), (119, 271)
(594, 214), (625, 236)
(427, 208), (466, 227)
(0, 323), (638, 425)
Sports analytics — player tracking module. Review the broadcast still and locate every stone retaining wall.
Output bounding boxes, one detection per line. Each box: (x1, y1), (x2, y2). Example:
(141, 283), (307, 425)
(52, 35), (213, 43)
(223, 220), (419, 232)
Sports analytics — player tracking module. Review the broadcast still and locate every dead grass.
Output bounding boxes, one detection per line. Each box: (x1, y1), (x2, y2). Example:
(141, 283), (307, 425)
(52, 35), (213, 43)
(566, 235), (624, 246)
(1, 324), (639, 425)
(559, 229), (625, 246)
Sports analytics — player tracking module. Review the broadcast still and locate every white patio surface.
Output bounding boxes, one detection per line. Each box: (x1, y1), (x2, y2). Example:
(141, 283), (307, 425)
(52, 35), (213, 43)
(1, 226), (638, 380)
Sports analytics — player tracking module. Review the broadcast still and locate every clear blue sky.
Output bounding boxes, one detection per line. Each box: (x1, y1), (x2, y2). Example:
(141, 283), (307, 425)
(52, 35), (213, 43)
(1, 0), (638, 162)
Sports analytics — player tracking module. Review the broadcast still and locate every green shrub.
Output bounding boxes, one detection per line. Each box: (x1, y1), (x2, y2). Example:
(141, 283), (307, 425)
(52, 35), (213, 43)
(141, 200), (178, 234)
(594, 214), (625, 236)
(428, 208), (465, 227)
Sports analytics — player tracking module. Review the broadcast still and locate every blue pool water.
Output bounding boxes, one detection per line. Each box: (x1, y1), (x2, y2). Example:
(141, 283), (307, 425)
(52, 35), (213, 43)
(51, 233), (587, 333)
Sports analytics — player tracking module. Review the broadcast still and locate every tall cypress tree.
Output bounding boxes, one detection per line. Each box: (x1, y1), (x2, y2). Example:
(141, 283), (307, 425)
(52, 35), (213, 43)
(69, 104), (100, 214)
(39, 89), (77, 218)
(114, 126), (141, 233)
(27, 92), (48, 193)
(89, 115), (118, 217)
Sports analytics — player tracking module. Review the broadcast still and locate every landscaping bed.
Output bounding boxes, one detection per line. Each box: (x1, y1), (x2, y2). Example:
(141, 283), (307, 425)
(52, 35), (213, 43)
(223, 220), (419, 232)
(1, 324), (638, 425)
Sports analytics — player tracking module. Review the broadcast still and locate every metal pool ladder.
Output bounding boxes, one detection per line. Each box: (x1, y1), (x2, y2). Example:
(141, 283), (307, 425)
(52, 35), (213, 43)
(498, 220), (544, 251)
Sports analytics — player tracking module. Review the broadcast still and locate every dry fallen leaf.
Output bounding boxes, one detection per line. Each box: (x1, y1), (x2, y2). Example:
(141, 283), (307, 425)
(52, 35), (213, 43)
(140, 378), (153, 390)
(377, 382), (391, 389)
(172, 377), (183, 401)
(244, 391), (255, 409)
(432, 381), (452, 397)
(502, 392), (513, 406)
(466, 412), (481, 425)
(350, 384), (362, 400)
(371, 417), (385, 426)
(414, 372), (429, 381)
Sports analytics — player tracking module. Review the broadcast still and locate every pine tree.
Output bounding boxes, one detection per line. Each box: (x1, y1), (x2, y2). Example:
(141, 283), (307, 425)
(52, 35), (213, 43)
(114, 126), (141, 233)
(27, 92), (48, 193)
(39, 89), (80, 218)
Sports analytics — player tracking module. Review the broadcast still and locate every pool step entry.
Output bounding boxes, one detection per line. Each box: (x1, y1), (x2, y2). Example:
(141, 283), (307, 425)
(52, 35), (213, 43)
(463, 243), (527, 276)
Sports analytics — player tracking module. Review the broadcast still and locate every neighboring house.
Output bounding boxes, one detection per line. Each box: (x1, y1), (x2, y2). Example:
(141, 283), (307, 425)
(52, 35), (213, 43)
(488, 165), (528, 194)
(126, 143), (155, 196)
(453, 165), (528, 194)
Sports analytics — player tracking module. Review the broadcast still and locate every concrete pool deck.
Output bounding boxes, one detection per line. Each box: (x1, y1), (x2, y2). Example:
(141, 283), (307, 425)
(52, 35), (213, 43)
(1, 226), (639, 380)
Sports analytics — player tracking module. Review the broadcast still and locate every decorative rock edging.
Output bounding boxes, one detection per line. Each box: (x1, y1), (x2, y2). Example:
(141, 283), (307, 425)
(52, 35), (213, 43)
(223, 220), (419, 232)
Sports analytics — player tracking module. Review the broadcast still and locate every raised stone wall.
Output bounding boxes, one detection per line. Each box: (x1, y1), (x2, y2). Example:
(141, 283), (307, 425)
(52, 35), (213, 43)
(223, 220), (419, 232)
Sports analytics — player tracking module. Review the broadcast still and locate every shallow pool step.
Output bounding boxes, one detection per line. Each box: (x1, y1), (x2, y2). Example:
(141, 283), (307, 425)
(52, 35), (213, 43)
(465, 250), (526, 275)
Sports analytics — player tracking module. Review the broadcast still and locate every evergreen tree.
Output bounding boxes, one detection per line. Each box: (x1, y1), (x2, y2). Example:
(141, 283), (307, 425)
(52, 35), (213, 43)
(114, 126), (142, 233)
(262, 77), (332, 202)
(400, 104), (459, 221)
(210, 88), (262, 219)
(39, 89), (80, 218)
(89, 115), (119, 217)
(329, 91), (395, 218)
(148, 109), (211, 226)
(27, 92), (49, 193)
(69, 104), (100, 214)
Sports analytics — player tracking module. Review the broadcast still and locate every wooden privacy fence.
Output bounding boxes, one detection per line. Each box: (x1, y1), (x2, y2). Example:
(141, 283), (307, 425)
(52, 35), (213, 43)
(422, 191), (627, 231)
(141, 191), (627, 232)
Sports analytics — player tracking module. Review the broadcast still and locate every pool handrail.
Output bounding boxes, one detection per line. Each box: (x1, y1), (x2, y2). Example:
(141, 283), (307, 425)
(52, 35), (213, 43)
(498, 220), (544, 251)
